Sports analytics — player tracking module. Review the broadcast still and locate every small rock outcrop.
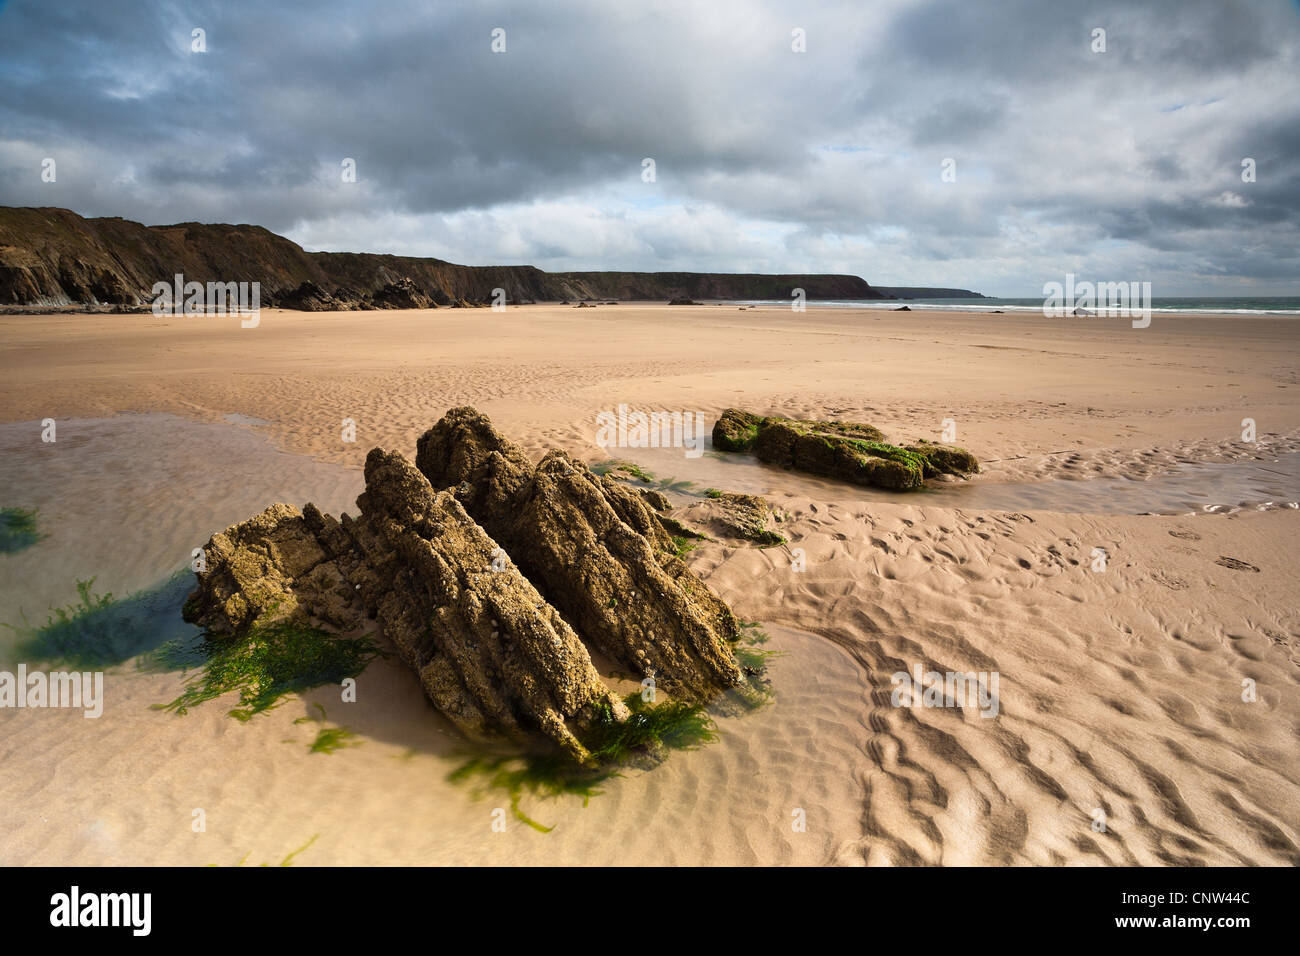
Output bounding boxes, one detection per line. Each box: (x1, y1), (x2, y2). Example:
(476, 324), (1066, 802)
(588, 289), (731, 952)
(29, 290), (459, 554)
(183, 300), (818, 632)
(274, 281), (350, 311)
(416, 408), (743, 700)
(711, 408), (978, 491)
(370, 276), (435, 310)
(702, 490), (785, 547)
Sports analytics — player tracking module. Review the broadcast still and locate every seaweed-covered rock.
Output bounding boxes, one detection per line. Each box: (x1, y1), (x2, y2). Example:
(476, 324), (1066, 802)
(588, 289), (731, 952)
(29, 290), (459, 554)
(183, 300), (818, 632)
(184, 449), (628, 762)
(904, 440), (980, 477)
(754, 418), (928, 490)
(711, 408), (977, 490)
(416, 408), (743, 699)
(702, 490), (785, 547)
(712, 408), (764, 451)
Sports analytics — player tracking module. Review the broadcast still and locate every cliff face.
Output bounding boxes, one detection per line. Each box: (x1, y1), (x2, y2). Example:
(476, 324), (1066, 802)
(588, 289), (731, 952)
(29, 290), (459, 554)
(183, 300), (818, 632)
(0, 207), (888, 308)
(548, 271), (883, 301)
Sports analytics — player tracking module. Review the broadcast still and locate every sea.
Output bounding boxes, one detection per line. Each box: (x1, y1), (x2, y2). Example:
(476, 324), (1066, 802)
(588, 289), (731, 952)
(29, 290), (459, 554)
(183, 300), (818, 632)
(731, 296), (1300, 316)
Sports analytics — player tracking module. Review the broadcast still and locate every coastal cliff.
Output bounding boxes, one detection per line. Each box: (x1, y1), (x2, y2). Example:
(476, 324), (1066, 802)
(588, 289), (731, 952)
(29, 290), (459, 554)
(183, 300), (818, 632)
(0, 206), (889, 308)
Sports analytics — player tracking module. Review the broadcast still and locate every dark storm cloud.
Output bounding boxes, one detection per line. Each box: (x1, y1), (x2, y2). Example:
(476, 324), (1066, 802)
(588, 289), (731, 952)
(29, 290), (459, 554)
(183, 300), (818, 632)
(0, 0), (1296, 293)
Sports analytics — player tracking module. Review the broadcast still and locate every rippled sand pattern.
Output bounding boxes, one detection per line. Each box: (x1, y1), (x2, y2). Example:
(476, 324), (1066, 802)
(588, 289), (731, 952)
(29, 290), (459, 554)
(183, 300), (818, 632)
(1, 306), (1296, 865)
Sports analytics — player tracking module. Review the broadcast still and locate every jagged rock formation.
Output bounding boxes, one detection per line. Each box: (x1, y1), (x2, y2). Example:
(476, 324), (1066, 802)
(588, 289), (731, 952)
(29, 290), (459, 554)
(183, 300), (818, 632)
(0, 206), (893, 308)
(416, 408), (743, 699)
(370, 276), (435, 310)
(712, 408), (979, 490)
(183, 449), (630, 761)
(273, 281), (358, 312)
(184, 409), (744, 758)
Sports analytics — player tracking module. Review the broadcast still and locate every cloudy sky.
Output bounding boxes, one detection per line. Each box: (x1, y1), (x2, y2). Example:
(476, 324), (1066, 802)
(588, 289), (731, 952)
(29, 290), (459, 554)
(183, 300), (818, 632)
(1, 0), (1297, 295)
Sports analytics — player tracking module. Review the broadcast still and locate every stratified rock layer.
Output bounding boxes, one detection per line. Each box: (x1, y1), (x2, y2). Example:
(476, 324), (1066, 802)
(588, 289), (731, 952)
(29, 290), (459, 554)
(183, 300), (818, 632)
(416, 407), (743, 700)
(184, 448), (628, 761)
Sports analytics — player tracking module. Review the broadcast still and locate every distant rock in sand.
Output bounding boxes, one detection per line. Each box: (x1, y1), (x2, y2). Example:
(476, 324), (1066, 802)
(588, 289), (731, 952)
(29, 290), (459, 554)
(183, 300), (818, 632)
(370, 276), (435, 310)
(894, 305), (911, 311)
(184, 407), (744, 759)
(712, 408), (979, 491)
(274, 281), (352, 311)
(668, 297), (703, 305)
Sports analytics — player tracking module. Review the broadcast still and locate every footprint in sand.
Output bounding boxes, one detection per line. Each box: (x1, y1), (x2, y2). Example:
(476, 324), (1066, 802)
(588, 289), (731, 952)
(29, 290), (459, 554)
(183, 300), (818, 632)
(1215, 556), (1260, 572)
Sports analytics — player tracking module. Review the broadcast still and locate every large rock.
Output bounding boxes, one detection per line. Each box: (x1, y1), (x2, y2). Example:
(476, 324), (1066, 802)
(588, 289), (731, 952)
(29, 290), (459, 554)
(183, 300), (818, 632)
(184, 448), (628, 762)
(754, 417), (930, 489)
(416, 408), (743, 700)
(712, 408), (978, 490)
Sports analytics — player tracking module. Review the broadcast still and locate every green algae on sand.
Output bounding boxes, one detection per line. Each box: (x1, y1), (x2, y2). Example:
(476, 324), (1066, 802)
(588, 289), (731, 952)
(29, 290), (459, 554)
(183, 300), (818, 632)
(159, 619), (382, 722)
(0, 507), (44, 554)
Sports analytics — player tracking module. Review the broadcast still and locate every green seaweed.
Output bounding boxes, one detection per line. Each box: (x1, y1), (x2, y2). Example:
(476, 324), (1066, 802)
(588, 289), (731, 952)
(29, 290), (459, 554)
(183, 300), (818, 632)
(584, 694), (718, 761)
(670, 535), (698, 558)
(159, 619), (382, 722)
(651, 476), (698, 495)
(449, 694), (718, 832)
(210, 834), (320, 867)
(718, 622), (782, 712)
(842, 438), (928, 485)
(590, 459), (654, 483)
(0, 507), (43, 554)
(5, 572), (199, 669)
(294, 703), (360, 754)
(655, 514), (707, 542)
(590, 460), (703, 497)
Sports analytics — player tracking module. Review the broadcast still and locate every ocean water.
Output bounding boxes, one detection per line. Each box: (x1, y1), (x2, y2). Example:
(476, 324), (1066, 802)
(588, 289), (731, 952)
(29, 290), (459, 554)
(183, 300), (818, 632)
(733, 296), (1300, 316)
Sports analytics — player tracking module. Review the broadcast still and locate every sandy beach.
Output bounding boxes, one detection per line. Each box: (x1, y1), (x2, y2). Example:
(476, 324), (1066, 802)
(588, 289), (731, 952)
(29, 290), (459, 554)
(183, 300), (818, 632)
(1, 304), (1297, 866)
